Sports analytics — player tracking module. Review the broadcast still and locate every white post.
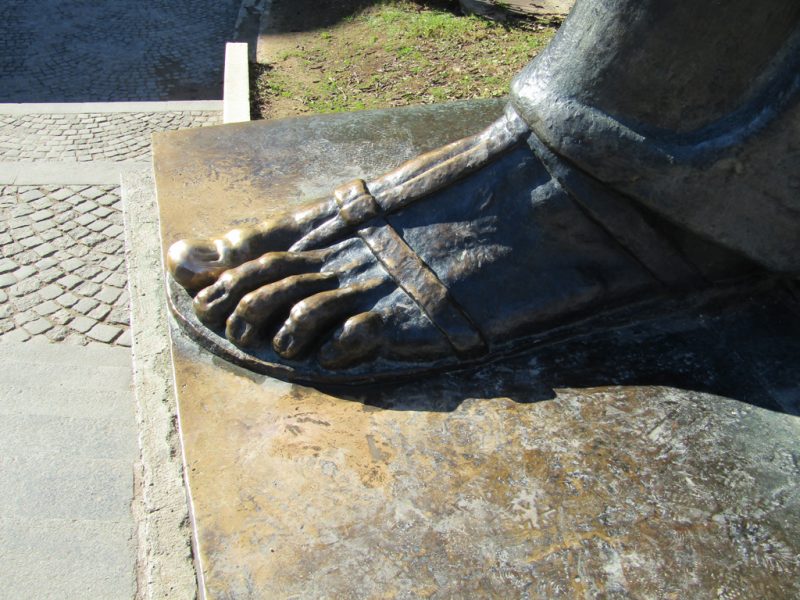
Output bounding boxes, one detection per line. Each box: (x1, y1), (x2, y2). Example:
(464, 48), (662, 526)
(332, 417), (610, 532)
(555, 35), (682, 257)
(223, 42), (251, 124)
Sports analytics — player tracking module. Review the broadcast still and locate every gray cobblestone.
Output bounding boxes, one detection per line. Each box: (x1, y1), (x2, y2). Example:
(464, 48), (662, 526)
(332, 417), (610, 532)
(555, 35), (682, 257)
(87, 323), (122, 343)
(0, 0), (240, 102)
(0, 185), (130, 346)
(0, 110), (222, 162)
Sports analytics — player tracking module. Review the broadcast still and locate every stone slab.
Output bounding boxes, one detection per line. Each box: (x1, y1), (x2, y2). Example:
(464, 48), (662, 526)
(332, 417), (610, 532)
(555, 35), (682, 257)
(153, 101), (800, 598)
(0, 341), (137, 600)
(0, 101), (224, 114)
(0, 162), (149, 185)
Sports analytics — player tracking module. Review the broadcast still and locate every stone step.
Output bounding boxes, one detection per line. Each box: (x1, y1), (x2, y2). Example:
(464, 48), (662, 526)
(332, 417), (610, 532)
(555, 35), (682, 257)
(0, 454), (134, 522)
(0, 342), (137, 600)
(0, 516), (134, 600)
(0, 385), (131, 418)
(0, 340), (131, 367)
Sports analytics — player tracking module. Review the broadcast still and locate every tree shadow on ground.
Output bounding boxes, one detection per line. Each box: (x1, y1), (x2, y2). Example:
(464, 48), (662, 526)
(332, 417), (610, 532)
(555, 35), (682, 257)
(264, 0), (547, 34)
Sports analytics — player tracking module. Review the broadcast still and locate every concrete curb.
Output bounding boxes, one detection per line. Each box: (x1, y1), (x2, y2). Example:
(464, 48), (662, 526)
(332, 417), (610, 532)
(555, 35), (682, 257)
(223, 43), (251, 124)
(121, 168), (197, 600)
(0, 161), (150, 185)
(0, 101), (224, 115)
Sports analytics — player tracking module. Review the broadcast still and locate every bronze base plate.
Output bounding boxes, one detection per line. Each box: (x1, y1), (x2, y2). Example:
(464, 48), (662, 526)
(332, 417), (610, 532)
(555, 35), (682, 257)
(153, 102), (800, 598)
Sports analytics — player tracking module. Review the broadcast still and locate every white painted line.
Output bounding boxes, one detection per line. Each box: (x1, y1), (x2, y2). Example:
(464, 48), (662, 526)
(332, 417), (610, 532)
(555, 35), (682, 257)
(0, 101), (224, 115)
(0, 161), (150, 185)
(223, 43), (251, 124)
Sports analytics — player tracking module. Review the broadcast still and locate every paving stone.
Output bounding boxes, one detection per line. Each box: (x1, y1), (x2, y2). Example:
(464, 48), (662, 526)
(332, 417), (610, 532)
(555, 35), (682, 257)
(24, 318), (52, 335)
(88, 305), (111, 321)
(9, 217), (30, 229)
(38, 267), (62, 283)
(32, 219), (55, 232)
(35, 257), (57, 270)
(0, 258), (16, 274)
(91, 220), (113, 233)
(95, 239), (123, 254)
(20, 236), (44, 249)
(50, 188), (72, 201)
(45, 325), (69, 342)
(74, 202), (97, 215)
(61, 257), (85, 272)
(57, 293), (79, 308)
(101, 256), (124, 270)
(1, 328), (30, 342)
(34, 301), (59, 316)
(115, 329), (132, 347)
(69, 316), (95, 334)
(39, 284), (63, 300)
(62, 333), (88, 345)
(13, 265), (35, 280)
(30, 210), (54, 222)
(9, 278), (40, 297)
(96, 194), (118, 206)
(92, 206), (112, 218)
(51, 309), (74, 326)
(73, 298), (98, 314)
(0, 273), (16, 288)
(81, 187), (104, 201)
(105, 273), (128, 289)
(96, 286), (121, 304)
(86, 323), (121, 343)
(11, 294), (38, 312)
(75, 281), (100, 297)
(19, 189), (43, 202)
(13, 312), (34, 327)
(115, 290), (129, 308)
(57, 274), (82, 290)
(75, 214), (95, 227)
(33, 242), (56, 257)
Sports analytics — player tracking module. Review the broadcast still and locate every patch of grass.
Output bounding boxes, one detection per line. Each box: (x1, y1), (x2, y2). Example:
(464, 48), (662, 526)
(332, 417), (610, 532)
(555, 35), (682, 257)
(253, 0), (559, 119)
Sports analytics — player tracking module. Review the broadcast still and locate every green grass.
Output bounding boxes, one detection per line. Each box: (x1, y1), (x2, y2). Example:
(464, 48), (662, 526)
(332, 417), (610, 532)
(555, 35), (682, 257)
(253, 0), (559, 118)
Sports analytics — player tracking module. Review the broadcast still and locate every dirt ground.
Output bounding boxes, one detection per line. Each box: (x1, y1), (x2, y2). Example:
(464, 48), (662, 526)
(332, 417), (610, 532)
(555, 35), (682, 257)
(254, 0), (559, 119)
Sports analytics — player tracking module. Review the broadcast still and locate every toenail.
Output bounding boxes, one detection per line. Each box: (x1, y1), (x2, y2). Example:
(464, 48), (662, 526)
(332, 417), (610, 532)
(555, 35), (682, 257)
(273, 329), (296, 357)
(227, 317), (254, 345)
(205, 286), (226, 303)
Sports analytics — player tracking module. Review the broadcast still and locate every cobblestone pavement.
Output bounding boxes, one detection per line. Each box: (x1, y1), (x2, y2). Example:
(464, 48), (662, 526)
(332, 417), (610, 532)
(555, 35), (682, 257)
(0, 185), (131, 347)
(0, 110), (221, 162)
(0, 0), (240, 102)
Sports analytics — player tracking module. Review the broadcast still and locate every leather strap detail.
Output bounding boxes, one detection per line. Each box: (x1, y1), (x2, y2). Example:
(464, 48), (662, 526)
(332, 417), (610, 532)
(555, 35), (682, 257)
(528, 135), (705, 289)
(333, 179), (383, 227)
(356, 221), (488, 358)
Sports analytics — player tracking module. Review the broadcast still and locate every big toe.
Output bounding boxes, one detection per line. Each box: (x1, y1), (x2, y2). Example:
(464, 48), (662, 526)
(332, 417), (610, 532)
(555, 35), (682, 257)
(167, 238), (231, 292)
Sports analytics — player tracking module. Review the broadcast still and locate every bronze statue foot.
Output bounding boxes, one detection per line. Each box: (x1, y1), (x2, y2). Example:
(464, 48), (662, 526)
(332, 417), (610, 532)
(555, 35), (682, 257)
(166, 117), (761, 384)
(168, 106), (529, 293)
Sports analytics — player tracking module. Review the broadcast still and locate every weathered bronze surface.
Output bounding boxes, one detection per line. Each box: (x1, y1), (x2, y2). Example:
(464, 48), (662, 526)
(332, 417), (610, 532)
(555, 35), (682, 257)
(154, 105), (800, 598)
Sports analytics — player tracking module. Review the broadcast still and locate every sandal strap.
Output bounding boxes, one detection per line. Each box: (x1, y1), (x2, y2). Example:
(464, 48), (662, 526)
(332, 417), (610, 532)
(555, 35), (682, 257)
(333, 179), (383, 225)
(529, 135), (705, 289)
(359, 221), (488, 357)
